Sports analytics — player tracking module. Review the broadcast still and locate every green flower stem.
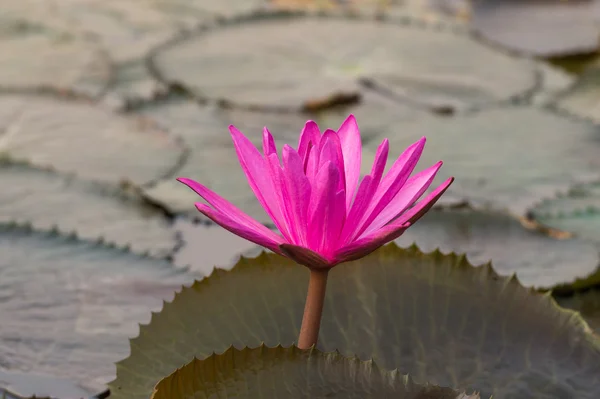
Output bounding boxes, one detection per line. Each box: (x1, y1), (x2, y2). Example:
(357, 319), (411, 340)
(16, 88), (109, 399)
(298, 268), (329, 349)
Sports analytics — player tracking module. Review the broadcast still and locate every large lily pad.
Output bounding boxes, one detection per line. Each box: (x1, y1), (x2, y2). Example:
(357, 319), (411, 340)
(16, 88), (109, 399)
(51, 0), (265, 104)
(0, 94), (186, 186)
(555, 290), (600, 335)
(374, 105), (600, 215)
(471, 0), (600, 58)
(152, 345), (478, 399)
(271, 0), (469, 21)
(0, 160), (177, 256)
(0, 223), (198, 394)
(151, 11), (536, 111)
(110, 245), (600, 399)
(139, 94), (425, 222)
(551, 61), (600, 123)
(530, 62), (575, 106)
(394, 208), (599, 288)
(527, 181), (600, 245)
(0, 18), (111, 97)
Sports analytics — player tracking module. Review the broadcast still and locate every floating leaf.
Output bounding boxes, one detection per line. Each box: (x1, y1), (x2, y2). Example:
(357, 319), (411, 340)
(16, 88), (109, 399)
(530, 62), (575, 105)
(471, 0), (600, 57)
(394, 208), (599, 288)
(375, 105), (600, 215)
(527, 181), (600, 245)
(151, 345), (478, 399)
(151, 11), (536, 111)
(555, 290), (600, 335)
(55, 0), (263, 104)
(0, 161), (177, 256)
(0, 20), (111, 97)
(0, 223), (198, 393)
(138, 94), (423, 222)
(0, 94), (186, 185)
(110, 246), (600, 399)
(551, 61), (600, 123)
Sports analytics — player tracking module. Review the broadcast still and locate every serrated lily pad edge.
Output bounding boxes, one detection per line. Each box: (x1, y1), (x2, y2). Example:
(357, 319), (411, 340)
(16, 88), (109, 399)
(146, 8), (539, 110)
(0, 158), (182, 258)
(110, 242), (600, 394)
(0, 220), (189, 272)
(150, 344), (484, 399)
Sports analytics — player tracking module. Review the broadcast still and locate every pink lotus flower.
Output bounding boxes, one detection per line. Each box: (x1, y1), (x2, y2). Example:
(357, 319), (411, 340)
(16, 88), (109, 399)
(178, 115), (453, 270)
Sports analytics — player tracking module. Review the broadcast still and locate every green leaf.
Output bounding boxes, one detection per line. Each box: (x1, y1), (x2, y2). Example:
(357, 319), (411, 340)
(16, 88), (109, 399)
(0, 160), (177, 256)
(151, 345), (479, 399)
(555, 290), (600, 336)
(110, 245), (600, 399)
(0, 222), (198, 394)
(0, 14), (110, 97)
(150, 11), (536, 111)
(470, 0), (600, 57)
(528, 181), (600, 245)
(551, 61), (600, 124)
(52, 0), (264, 104)
(373, 105), (600, 216)
(530, 62), (575, 106)
(138, 94), (420, 222)
(0, 94), (186, 186)
(394, 208), (599, 288)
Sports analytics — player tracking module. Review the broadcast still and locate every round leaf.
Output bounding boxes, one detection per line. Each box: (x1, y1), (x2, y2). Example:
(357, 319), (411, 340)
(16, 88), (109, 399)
(394, 208), (599, 288)
(556, 290), (600, 336)
(471, 0), (600, 57)
(0, 21), (110, 97)
(551, 62), (600, 124)
(364, 105), (600, 215)
(151, 11), (536, 111)
(0, 223), (198, 394)
(57, 0), (264, 105)
(151, 345), (478, 399)
(528, 181), (600, 245)
(0, 160), (177, 256)
(0, 94), (186, 185)
(110, 246), (600, 399)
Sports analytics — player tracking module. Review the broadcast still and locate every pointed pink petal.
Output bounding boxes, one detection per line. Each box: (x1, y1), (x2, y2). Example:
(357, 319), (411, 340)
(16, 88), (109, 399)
(195, 203), (285, 254)
(339, 139), (389, 245)
(317, 130), (345, 192)
(279, 244), (333, 269)
(394, 177), (454, 225)
(297, 120), (321, 161)
(337, 176), (453, 262)
(228, 125), (287, 234)
(326, 190), (346, 254)
(265, 152), (294, 241)
(307, 161), (340, 252)
(349, 137), (426, 241)
(282, 145), (311, 246)
(376, 137), (426, 199)
(360, 161), (443, 237)
(262, 127), (277, 156)
(337, 115), (362, 210)
(177, 177), (282, 242)
(334, 222), (412, 264)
